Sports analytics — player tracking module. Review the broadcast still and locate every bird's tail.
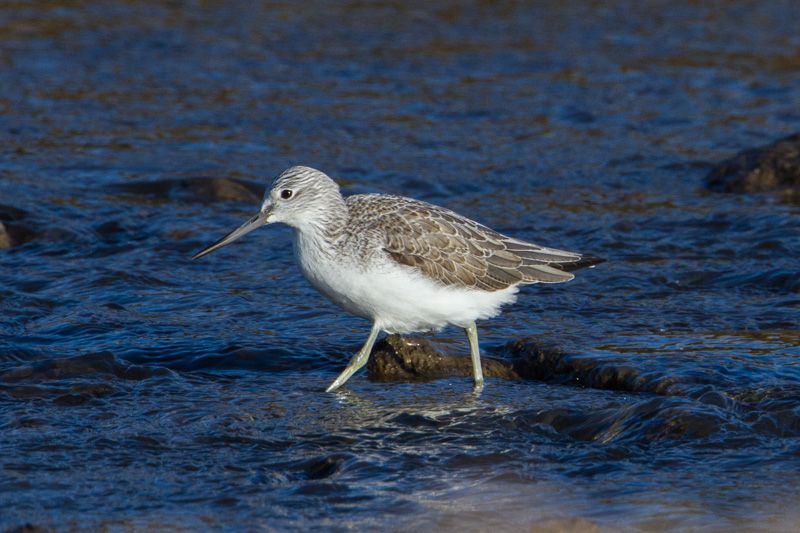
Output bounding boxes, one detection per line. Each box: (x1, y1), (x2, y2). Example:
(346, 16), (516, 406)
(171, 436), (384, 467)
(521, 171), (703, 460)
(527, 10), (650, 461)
(558, 254), (605, 272)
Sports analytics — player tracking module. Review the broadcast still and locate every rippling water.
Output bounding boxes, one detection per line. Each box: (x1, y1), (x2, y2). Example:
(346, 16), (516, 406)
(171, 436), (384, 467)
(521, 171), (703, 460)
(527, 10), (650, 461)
(2, 1), (799, 531)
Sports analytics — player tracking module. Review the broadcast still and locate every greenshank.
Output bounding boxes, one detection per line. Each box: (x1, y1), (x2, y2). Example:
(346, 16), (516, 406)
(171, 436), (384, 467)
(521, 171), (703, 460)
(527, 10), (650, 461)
(193, 166), (600, 392)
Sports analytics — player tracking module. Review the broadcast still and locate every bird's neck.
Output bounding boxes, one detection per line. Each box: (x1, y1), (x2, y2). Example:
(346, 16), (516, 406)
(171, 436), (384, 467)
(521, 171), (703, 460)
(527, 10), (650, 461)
(294, 194), (349, 244)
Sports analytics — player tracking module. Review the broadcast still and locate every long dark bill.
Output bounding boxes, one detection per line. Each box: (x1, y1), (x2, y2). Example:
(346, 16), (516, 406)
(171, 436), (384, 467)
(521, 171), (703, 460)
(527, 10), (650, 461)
(192, 212), (268, 260)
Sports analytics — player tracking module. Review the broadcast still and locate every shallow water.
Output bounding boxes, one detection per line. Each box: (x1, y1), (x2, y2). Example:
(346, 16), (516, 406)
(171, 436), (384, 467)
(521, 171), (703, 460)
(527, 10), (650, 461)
(1, 1), (800, 531)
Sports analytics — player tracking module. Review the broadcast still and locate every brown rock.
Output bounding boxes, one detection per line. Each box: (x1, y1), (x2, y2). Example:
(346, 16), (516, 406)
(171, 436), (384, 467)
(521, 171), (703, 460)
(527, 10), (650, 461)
(0, 221), (36, 249)
(0, 221), (13, 249)
(367, 335), (678, 396)
(365, 335), (683, 397)
(110, 177), (263, 204)
(706, 132), (800, 202)
(0, 204), (35, 249)
(367, 334), (520, 382)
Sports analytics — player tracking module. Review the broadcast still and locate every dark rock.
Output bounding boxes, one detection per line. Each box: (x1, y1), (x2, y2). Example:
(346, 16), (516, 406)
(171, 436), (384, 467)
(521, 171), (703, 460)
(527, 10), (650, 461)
(705, 132), (800, 202)
(0, 221), (34, 249)
(109, 177), (263, 204)
(367, 334), (520, 382)
(0, 204), (27, 221)
(7, 417), (48, 428)
(5, 525), (53, 533)
(0, 352), (169, 383)
(53, 393), (93, 406)
(74, 382), (117, 397)
(0, 204), (35, 249)
(302, 455), (345, 480)
(368, 335), (685, 396)
(507, 338), (662, 393)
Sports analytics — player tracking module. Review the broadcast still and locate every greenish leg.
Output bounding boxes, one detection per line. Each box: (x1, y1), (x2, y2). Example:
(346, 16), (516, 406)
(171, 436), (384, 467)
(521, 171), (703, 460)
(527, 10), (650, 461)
(326, 323), (381, 392)
(465, 321), (485, 391)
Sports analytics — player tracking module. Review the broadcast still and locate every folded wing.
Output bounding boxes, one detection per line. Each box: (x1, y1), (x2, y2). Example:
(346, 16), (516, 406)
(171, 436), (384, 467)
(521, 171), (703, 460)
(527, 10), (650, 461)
(373, 197), (593, 291)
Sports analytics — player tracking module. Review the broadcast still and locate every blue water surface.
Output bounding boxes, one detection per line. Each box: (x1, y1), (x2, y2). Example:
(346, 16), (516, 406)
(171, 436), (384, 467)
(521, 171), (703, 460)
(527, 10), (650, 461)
(1, 1), (799, 531)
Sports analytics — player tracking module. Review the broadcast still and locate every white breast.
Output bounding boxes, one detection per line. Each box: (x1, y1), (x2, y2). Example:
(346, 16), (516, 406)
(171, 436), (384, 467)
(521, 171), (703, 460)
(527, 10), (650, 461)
(294, 231), (519, 333)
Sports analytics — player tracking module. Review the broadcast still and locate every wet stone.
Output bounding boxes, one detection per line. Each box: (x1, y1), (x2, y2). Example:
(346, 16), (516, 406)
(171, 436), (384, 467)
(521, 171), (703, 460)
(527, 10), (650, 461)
(368, 335), (685, 397)
(706, 132), (800, 203)
(6, 417), (48, 429)
(302, 455), (346, 480)
(0, 204), (27, 222)
(53, 393), (93, 406)
(53, 383), (116, 406)
(0, 352), (168, 383)
(367, 334), (520, 382)
(0, 204), (36, 249)
(5, 525), (53, 533)
(505, 338), (675, 394)
(110, 177), (263, 204)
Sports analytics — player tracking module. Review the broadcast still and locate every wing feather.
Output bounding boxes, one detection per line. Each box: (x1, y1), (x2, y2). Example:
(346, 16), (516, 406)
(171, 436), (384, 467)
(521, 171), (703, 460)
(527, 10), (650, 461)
(350, 195), (593, 291)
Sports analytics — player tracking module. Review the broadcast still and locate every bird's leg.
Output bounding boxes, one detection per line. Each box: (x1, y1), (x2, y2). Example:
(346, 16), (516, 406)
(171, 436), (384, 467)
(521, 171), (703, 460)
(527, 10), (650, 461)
(326, 323), (382, 392)
(465, 321), (485, 391)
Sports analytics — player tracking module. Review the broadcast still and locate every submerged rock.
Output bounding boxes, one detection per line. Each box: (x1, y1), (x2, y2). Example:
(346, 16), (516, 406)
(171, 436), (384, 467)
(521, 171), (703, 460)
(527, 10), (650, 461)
(5, 525), (54, 533)
(530, 517), (603, 533)
(110, 177), (263, 204)
(705, 132), (800, 203)
(506, 338), (653, 392)
(0, 351), (170, 384)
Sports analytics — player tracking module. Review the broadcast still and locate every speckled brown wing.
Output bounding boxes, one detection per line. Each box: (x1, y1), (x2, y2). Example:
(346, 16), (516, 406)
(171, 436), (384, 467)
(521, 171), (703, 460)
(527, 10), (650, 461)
(351, 195), (586, 292)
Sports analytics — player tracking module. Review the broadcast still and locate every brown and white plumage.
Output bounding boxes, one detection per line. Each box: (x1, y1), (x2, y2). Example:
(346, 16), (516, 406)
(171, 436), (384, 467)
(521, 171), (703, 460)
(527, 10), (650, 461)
(345, 194), (589, 291)
(193, 166), (601, 392)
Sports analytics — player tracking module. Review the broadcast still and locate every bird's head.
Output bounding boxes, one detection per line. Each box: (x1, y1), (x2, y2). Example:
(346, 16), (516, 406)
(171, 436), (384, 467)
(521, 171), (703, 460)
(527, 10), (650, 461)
(192, 166), (343, 260)
(264, 166), (342, 228)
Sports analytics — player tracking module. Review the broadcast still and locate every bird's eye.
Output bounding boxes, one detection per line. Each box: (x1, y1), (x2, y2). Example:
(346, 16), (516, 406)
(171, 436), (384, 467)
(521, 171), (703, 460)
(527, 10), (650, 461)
(280, 189), (293, 200)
